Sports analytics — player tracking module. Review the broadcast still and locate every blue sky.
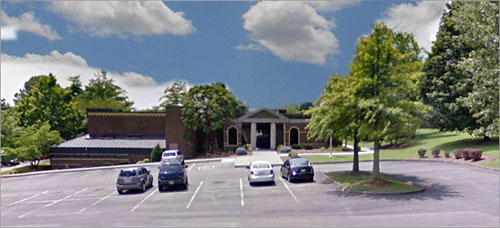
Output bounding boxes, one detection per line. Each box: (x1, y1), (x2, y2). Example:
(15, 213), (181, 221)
(1, 1), (447, 110)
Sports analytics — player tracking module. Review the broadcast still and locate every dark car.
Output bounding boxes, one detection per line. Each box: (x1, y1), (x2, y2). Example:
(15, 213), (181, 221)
(116, 167), (153, 194)
(280, 157), (314, 182)
(158, 162), (188, 191)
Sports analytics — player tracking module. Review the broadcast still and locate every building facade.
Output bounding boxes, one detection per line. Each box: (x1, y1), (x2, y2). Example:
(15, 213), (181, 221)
(51, 107), (326, 168)
(222, 108), (328, 151)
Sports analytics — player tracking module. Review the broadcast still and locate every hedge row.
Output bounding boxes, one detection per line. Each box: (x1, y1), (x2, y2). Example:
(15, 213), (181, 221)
(418, 148), (482, 161)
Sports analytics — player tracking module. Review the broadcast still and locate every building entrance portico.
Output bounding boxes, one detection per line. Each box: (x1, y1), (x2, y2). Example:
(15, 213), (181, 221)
(223, 108), (328, 151)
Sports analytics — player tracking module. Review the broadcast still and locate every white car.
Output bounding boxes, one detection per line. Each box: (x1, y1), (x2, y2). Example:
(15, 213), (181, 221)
(248, 161), (275, 185)
(161, 150), (184, 165)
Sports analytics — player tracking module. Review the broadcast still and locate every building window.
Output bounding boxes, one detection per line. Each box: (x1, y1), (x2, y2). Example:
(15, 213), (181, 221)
(290, 127), (299, 145)
(228, 127), (237, 145)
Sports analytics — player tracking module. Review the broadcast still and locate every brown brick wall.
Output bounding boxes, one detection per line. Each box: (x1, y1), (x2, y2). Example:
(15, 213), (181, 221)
(88, 114), (166, 137)
(165, 107), (198, 158)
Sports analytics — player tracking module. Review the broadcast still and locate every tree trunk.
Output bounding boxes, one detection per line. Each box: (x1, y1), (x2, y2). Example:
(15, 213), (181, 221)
(352, 129), (359, 172)
(372, 140), (381, 180)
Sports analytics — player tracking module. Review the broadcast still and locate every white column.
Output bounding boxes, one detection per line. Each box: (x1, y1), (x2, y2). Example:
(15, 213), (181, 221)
(270, 123), (276, 149)
(251, 122), (257, 149)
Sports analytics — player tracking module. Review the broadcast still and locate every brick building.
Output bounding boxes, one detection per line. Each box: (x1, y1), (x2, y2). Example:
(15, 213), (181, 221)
(50, 107), (327, 168)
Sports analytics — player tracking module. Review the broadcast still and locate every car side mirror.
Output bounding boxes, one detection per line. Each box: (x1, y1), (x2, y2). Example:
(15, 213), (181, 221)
(184, 165), (188, 168)
(246, 166), (250, 169)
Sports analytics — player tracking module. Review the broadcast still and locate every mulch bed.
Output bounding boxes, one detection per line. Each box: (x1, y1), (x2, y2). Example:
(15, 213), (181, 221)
(380, 143), (410, 149)
(410, 154), (496, 166)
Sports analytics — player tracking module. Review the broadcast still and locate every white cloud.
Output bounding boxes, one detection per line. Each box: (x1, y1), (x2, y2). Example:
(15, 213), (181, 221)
(306, 0), (360, 12)
(381, 1), (447, 53)
(1, 51), (192, 110)
(241, 1), (339, 65)
(234, 43), (264, 51)
(1, 26), (17, 40)
(49, 1), (195, 37)
(0, 10), (61, 41)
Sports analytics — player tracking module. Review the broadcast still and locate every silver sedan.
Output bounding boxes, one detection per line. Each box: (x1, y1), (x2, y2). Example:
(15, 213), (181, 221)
(247, 161), (275, 185)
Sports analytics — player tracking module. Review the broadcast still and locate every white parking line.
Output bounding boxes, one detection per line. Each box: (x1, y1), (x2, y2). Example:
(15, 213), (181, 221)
(130, 189), (157, 212)
(188, 163), (195, 171)
(239, 178), (244, 206)
(76, 191), (115, 214)
(186, 180), (203, 209)
(79, 170), (99, 179)
(19, 188), (87, 218)
(5, 191), (49, 208)
(279, 177), (300, 203)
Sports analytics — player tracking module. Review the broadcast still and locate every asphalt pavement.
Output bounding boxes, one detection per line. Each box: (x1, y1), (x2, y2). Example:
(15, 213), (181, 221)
(1, 160), (498, 227)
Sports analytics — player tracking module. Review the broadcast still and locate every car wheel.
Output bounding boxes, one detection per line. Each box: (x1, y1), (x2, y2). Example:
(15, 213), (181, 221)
(288, 174), (293, 183)
(117, 190), (123, 194)
(309, 176), (314, 182)
(158, 185), (163, 192)
(141, 183), (146, 192)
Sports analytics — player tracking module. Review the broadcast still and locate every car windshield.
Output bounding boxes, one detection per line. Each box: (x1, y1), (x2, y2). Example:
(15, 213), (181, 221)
(291, 160), (310, 167)
(119, 170), (136, 176)
(163, 152), (176, 157)
(252, 163), (271, 169)
(160, 164), (183, 172)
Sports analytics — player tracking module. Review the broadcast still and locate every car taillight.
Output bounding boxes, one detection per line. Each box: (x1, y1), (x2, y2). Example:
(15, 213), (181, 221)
(136, 176), (141, 182)
(291, 168), (296, 173)
(181, 173), (185, 178)
(311, 167), (314, 173)
(158, 174), (161, 179)
(117, 179), (120, 184)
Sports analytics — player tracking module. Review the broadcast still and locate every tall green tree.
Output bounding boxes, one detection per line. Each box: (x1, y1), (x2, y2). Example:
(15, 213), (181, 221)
(419, 2), (479, 134)
(453, 1), (499, 138)
(306, 75), (363, 172)
(350, 23), (427, 179)
(159, 81), (187, 109)
(4, 122), (63, 169)
(279, 104), (301, 114)
(75, 71), (134, 112)
(14, 74), (84, 139)
(1, 109), (22, 149)
(181, 82), (247, 152)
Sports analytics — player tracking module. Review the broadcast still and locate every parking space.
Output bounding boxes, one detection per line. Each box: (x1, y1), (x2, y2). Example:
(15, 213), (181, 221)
(1, 161), (498, 227)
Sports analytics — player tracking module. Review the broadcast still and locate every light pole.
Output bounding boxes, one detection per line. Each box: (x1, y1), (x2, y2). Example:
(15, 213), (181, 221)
(328, 130), (333, 158)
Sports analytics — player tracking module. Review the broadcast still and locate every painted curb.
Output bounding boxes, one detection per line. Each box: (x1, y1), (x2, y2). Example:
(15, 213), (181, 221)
(0, 158), (222, 178)
(323, 173), (426, 195)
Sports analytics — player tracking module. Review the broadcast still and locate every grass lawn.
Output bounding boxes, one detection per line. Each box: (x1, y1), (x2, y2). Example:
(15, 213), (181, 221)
(326, 171), (421, 193)
(304, 129), (499, 169)
(1, 160), (51, 175)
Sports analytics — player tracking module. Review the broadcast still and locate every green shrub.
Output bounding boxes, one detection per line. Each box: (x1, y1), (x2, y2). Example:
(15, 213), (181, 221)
(151, 144), (162, 162)
(236, 147), (247, 155)
(245, 144), (251, 150)
(143, 158), (150, 163)
(418, 149), (426, 158)
(103, 162), (113, 166)
(432, 149), (440, 158)
(462, 148), (483, 161)
(444, 151), (451, 158)
(136, 160), (144, 164)
(454, 149), (463, 159)
(288, 151), (299, 158)
(319, 146), (326, 151)
(277, 145), (282, 152)
(303, 144), (313, 150)
(118, 159), (130, 165)
(291, 144), (302, 149)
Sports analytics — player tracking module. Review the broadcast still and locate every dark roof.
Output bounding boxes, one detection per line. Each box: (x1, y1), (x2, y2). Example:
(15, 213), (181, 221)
(53, 134), (166, 149)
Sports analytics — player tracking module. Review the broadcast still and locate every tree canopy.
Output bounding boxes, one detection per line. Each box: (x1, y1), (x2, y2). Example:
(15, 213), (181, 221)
(181, 82), (248, 152)
(159, 81), (187, 109)
(14, 74), (85, 139)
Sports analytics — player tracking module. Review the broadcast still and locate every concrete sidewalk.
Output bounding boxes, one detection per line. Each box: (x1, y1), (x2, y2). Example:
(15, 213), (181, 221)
(234, 150), (283, 168)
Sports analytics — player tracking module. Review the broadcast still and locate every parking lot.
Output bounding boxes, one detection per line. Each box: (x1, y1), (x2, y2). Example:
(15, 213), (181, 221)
(1, 161), (499, 227)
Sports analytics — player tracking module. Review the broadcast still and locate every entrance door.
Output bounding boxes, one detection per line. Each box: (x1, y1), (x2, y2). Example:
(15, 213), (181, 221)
(256, 123), (270, 149)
